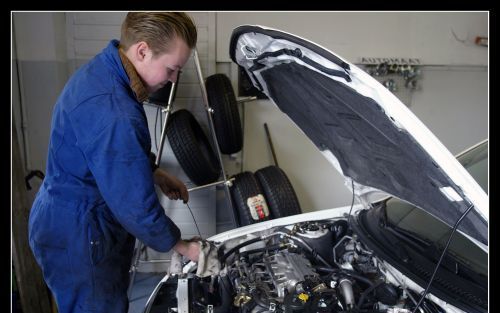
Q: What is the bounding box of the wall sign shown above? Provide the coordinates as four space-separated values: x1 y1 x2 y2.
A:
359 57 421 65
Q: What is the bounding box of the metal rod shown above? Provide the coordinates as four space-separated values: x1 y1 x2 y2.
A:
138 259 171 264
240 99 245 173
193 49 238 227
237 96 257 104
188 179 228 193
15 54 32 170
237 95 256 173
264 123 279 167
193 49 227 174
127 240 143 298
155 81 177 166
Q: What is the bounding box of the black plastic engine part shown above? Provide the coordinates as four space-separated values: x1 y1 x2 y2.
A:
330 220 349 241
294 223 335 265
375 282 400 305
149 277 179 313
307 290 342 313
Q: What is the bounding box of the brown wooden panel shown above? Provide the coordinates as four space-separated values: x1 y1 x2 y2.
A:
12 119 52 313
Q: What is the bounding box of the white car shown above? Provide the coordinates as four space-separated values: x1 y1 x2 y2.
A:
143 25 488 313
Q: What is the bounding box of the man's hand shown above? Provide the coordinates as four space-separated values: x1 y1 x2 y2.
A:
173 239 200 262
153 168 189 203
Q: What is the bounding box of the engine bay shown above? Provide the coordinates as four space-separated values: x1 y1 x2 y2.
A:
147 218 449 313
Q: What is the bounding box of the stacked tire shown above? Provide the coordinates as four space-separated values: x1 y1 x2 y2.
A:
229 165 302 226
254 165 302 219
166 74 243 186
229 171 271 226
166 109 221 186
206 73 243 154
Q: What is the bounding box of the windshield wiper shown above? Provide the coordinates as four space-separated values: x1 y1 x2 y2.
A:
385 225 432 250
378 200 432 250
387 219 481 281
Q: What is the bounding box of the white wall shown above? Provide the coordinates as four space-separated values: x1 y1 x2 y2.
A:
12 12 69 176
216 12 488 212
216 12 487 65
411 66 488 154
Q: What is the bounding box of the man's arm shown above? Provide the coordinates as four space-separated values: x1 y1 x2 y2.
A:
79 115 180 252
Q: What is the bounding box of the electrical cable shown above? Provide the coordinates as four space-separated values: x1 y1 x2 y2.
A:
186 202 202 238
411 203 475 313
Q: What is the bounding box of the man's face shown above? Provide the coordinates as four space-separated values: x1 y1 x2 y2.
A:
137 37 192 93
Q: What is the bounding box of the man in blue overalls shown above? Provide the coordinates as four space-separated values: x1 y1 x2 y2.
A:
28 12 201 313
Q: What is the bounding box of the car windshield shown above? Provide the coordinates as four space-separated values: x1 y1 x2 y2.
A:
384 140 488 276
456 140 488 194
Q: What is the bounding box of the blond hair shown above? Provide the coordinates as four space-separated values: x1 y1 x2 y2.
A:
120 12 197 56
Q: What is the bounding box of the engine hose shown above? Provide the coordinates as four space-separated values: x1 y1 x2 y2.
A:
356 280 384 309
213 276 233 313
240 243 285 257
221 237 263 264
314 267 374 288
339 270 374 288
220 231 297 264
221 231 334 268
273 231 334 268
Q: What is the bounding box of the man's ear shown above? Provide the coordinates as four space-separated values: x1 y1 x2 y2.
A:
135 41 150 61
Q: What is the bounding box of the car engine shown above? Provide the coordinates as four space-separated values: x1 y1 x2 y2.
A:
150 219 446 313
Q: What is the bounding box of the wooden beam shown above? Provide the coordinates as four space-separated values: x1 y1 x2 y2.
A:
12 119 52 313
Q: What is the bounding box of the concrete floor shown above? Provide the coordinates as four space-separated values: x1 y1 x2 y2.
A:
128 272 165 313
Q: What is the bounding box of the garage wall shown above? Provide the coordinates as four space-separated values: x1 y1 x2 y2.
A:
411 66 487 154
215 12 488 212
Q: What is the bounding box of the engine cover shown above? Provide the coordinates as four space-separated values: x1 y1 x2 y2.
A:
263 252 318 298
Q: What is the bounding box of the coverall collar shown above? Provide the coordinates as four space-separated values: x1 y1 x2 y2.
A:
104 39 149 103
118 47 149 103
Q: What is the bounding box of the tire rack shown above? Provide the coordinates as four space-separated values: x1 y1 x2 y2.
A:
127 49 254 298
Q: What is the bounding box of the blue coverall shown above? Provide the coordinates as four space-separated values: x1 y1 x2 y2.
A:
28 40 181 313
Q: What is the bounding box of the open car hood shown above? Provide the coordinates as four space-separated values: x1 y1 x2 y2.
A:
229 25 488 249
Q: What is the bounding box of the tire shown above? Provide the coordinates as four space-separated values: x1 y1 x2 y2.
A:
230 172 271 226
206 73 243 154
255 165 302 218
166 109 221 186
